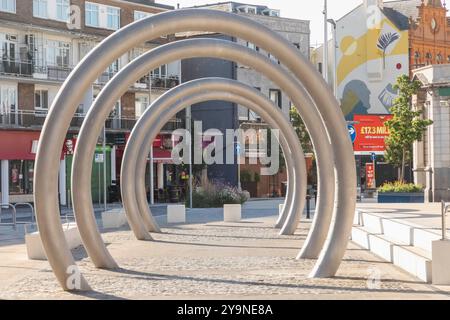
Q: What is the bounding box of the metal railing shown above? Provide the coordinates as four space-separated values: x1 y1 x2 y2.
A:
135 74 180 90
1 109 183 131
0 203 17 229
0 109 86 128
14 203 35 224
0 57 72 81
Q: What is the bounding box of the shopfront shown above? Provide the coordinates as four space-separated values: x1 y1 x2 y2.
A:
0 130 67 204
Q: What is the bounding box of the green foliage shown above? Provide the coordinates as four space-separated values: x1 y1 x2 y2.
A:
189 180 250 208
384 75 433 181
240 170 252 183
378 181 424 194
289 106 313 154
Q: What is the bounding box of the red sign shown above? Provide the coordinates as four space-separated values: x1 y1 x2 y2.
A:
63 138 77 155
366 163 376 189
353 115 392 153
153 134 163 148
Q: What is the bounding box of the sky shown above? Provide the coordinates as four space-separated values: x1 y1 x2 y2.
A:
161 0 363 46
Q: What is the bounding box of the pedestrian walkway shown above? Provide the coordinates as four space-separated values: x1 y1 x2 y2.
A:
0 200 449 299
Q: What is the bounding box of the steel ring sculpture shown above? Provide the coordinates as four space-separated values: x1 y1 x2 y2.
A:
122 78 307 250
34 10 356 291
72 37 333 276
72 39 333 276
130 83 302 241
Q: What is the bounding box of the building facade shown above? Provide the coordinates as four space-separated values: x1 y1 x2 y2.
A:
413 64 450 202
0 0 180 206
330 0 450 190
408 0 450 69
336 0 410 121
181 2 310 197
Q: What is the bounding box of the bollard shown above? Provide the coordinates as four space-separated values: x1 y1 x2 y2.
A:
306 195 311 220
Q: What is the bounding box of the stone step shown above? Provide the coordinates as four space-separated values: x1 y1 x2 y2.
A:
357 211 443 254
351 226 432 283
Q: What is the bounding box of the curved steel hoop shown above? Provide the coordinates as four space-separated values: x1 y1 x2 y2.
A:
35 9 355 291
122 79 306 253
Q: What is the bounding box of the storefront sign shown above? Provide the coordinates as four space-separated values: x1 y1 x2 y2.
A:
64 138 77 155
353 115 392 154
95 154 104 163
366 163 376 189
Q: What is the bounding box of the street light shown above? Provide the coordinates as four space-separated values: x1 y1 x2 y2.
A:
327 18 338 99
323 0 329 84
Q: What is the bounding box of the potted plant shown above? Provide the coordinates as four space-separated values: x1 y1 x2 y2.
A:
377 181 424 203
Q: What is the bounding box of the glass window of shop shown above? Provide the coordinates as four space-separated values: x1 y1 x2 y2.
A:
9 160 34 195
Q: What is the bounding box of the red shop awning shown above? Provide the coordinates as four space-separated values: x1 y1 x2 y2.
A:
0 131 64 160
0 131 41 160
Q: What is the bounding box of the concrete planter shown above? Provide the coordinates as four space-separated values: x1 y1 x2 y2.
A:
167 205 186 224
378 192 424 203
224 204 242 222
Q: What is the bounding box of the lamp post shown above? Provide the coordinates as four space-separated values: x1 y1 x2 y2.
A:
323 0 329 83
327 18 338 99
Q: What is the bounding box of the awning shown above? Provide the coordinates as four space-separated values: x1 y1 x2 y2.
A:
0 130 64 160
0 131 41 160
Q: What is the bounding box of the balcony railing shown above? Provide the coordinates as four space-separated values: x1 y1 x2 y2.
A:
135 75 180 90
0 57 72 81
0 109 85 128
0 109 184 132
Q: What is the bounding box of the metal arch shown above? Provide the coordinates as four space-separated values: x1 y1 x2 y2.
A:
124 79 305 246
35 9 354 290
71 38 332 281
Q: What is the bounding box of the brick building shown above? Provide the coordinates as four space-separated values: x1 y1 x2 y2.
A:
0 0 180 206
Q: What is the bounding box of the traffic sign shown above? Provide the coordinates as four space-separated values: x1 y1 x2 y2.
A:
371 152 377 162
348 125 357 144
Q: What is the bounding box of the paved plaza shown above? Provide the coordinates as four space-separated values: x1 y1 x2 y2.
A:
0 200 449 300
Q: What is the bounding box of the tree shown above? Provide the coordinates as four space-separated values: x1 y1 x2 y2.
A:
384 75 433 182
289 106 313 154
289 106 316 186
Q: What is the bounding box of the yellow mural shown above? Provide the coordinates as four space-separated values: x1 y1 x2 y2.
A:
337 19 408 85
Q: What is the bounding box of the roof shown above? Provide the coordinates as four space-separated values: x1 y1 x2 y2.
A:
382 0 422 30
122 0 174 10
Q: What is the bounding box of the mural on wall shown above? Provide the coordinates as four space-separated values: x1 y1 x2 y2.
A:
336 4 409 121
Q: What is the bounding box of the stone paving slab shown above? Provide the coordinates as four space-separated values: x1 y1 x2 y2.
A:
0 211 449 300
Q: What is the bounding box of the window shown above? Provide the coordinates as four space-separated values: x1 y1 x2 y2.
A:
85 2 99 27
246 42 259 52
0 86 17 115
46 40 70 67
269 89 282 109
107 60 119 75
56 0 70 21
151 64 167 78
0 0 15 13
35 90 49 110
107 7 120 30
237 5 256 14
318 62 323 74
135 95 149 117
33 0 47 18
268 53 280 64
9 160 34 195
134 10 152 21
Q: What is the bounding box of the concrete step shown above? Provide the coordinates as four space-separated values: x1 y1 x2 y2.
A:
357 211 443 255
351 226 432 283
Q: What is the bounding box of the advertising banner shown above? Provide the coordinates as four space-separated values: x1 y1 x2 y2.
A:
366 163 376 189
353 114 392 153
